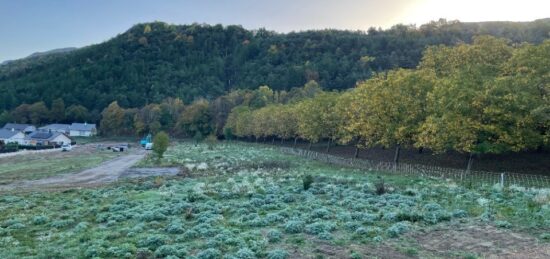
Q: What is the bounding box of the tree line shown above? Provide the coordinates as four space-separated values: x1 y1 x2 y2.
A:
1 19 549 114
0 99 92 125
97 82 323 139
224 36 550 165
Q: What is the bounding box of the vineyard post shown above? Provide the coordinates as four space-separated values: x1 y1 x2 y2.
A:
466 152 474 174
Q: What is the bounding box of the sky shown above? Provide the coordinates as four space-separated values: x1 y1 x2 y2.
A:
0 0 549 62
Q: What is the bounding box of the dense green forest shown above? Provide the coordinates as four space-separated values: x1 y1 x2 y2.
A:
1 35 548 163
1 18 549 115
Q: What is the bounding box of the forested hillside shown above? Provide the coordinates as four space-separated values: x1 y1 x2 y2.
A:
1 19 549 114
223 37 550 158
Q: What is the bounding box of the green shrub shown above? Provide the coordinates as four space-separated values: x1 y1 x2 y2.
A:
284 220 305 233
153 131 170 161
355 226 382 237
305 221 336 235
267 229 283 243
382 212 398 222
106 243 136 257
422 203 451 224
8 222 25 229
74 222 89 232
282 194 295 203
235 248 256 259
183 229 199 239
386 222 410 237
423 203 443 211
196 248 222 259
351 212 378 223
452 209 468 218
310 208 331 219
303 175 314 190
154 244 188 258
136 248 153 259
32 215 49 225
139 210 167 222
373 236 383 242
138 235 167 250
266 249 289 259
495 220 512 228
396 210 422 222
265 213 285 224
2 218 23 228
193 223 218 237
343 221 360 232
166 220 185 234
84 245 106 258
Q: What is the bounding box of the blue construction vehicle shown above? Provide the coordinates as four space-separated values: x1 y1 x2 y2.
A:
140 133 152 147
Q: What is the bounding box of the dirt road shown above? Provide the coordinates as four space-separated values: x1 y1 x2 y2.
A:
0 150 179 191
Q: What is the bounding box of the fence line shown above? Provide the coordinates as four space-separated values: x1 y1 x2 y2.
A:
279 147 550 188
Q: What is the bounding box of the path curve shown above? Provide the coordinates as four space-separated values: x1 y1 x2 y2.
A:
0 151 147 191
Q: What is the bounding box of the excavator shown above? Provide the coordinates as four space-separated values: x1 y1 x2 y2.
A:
140 133 152 149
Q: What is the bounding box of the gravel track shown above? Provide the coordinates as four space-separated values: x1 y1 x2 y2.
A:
0 150 178 192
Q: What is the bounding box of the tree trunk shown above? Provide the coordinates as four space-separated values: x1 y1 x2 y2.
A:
281 138 284 145
466 152 474 174
418 147 423 154
272 137 275 144
354 146 359 158
393 144 401 169
308 142 312 150
293 137 298 148
326 139 331 153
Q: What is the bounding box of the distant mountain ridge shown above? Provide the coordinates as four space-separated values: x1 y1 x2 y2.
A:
1 47 77 66
27 47 77 58
0 18 548 112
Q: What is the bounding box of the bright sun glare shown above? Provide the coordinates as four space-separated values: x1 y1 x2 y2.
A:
407 0 550 25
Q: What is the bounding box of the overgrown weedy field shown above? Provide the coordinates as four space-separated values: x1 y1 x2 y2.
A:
1 142 549 258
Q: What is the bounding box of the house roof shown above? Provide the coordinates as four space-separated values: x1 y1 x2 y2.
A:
2 123 34 131
26 131 69 141
71 123 96 131
39 124 71 131
0 129 22 139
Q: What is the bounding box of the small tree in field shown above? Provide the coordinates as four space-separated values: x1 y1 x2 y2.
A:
153 131 169 162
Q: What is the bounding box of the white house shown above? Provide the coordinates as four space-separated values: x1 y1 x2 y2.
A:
25 132 71 146
2 123 36 134
0 128 26 145
38 124 71 135
70 123 97 137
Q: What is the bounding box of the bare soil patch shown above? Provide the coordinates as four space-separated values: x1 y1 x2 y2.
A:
410 224 550 258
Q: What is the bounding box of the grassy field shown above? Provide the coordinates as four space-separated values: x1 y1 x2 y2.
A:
0 147 119 185
0 142 548 258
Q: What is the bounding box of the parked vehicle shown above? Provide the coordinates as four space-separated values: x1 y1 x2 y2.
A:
145 143 153 150
61 144 72 152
